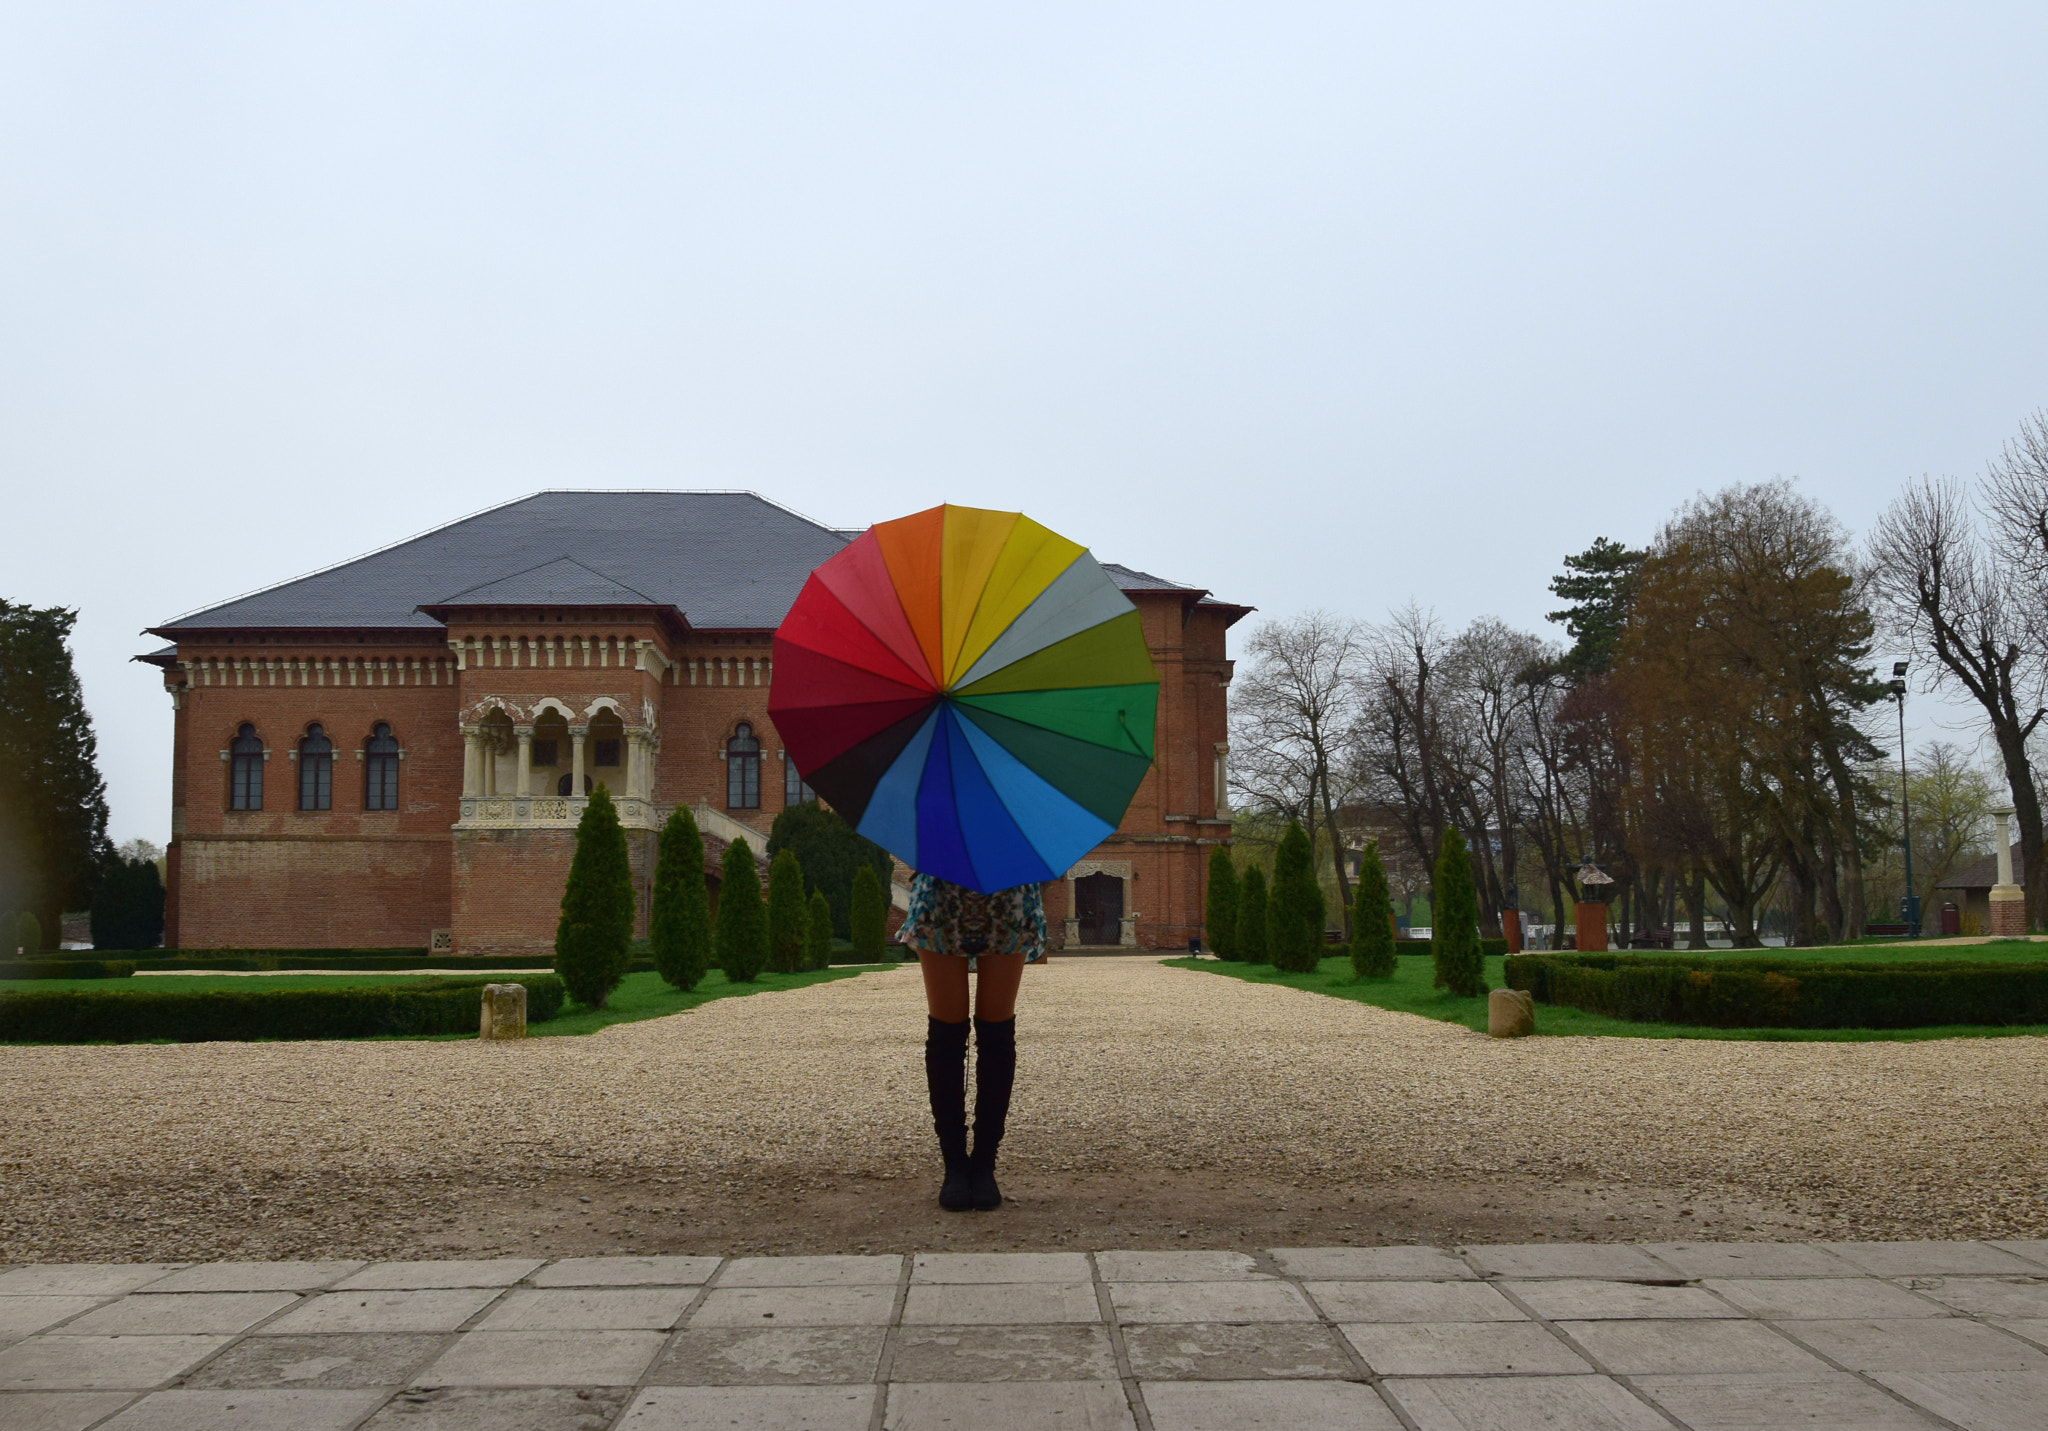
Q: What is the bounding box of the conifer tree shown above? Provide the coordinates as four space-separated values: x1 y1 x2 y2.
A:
1204 847 1239 959
555 786 635 1007
806 889 834 970
1235 865 1268 964
1350 840 1397 979
850 864 886 962
715 838 768 981
767 849 807 973
1432 827 1485 996
651 805 711 990
11 911 41 956
1267 821 1324 973
89 855 164 952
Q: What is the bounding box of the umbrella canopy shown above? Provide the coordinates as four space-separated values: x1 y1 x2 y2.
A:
769 504 1158 893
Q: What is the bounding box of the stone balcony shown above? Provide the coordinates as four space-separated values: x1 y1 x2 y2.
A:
454 793 661 832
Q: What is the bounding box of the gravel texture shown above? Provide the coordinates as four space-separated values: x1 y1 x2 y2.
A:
1 957 2043 1262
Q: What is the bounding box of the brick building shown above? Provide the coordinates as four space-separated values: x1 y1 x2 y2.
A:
140 493 1246 955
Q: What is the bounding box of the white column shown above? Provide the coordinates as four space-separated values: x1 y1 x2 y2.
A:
516 728 533 795
462 731 480 796
1994 805 2016 887
571 728 586 797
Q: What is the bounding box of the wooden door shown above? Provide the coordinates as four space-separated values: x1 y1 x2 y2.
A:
1076 872 1123 945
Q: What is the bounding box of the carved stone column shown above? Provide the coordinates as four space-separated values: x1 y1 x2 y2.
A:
1990 804 2026 936
570 726 587 798
461 728 481 797
515 727 533 796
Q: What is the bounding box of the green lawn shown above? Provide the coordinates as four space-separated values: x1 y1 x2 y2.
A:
0 965 901 1041
1165 950 2048 1042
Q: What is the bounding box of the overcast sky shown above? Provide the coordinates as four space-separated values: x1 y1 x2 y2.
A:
5 2 2045 847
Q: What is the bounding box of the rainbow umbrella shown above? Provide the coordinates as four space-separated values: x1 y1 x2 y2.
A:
769 504 1157 893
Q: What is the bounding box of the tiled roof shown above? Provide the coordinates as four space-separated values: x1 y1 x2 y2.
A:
151 492 1240 636
153 491 852 633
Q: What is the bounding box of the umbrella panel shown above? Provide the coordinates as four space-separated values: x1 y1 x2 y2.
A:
953 703 1151 827
953 682 1158 761
956 610 1156 696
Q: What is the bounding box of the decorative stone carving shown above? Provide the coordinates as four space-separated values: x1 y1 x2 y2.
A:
480 983 527 1040
429 928 454 953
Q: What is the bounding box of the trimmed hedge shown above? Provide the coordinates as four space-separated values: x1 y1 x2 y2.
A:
0 959 138 980
1505 953 2048 1029
0 975 564 1044
1394 938 1508 960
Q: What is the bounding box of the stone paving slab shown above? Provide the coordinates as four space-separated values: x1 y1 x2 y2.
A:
1385 1373 1672 1430
8 1243 2048 1428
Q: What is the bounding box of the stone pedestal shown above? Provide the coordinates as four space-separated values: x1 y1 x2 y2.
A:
1502 909 1523 954
1488 988 1535 1038
480 983 527 1039
1574 902 1608 953
1990 887 2027 936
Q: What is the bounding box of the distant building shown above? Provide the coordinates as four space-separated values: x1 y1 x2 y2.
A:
139 493 1247 955
1933 853 2026 936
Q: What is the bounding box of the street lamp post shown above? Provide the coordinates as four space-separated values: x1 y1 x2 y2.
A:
1891 661 1919 938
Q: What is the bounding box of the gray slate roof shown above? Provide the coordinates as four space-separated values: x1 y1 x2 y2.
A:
152 491 1239 637
154 491 853 633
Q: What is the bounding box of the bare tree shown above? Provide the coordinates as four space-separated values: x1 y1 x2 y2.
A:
1868 471 2048 926
1228 611 1364 927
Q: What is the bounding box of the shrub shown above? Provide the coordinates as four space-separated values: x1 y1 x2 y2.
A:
0 975 564 1043
1350 841 1397 979
555 787 636 1008
11 911 43 956
89 856 164 952
1235 866 1268 964
1204 848 1239 959
766 801 893 939
1505 952 2048 1028
1432 828 1485 996
0 959 137 980
766 850 808 973
806 890 834 970
716 838 768 981
1267 823 1325 973
849 865 886 963
652 806 712 990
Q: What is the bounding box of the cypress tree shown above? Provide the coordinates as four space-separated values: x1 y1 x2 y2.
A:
1204 847 1239 959
806 889 834 970
716 838 768 981
1267 821 1324 973
767 849 807 973
1235 866 1268 964
850 864 886 962
89 855 164 952
555 786 635 1008
1350 840 1397 979
1432 827 1485 996
11 910 42 956
651 805 711 990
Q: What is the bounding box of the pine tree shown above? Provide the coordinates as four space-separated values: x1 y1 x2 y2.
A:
850 864 886 962
1235 866 1268 964
806 889 834 970
1432 827 1485 996
767 849 807 973
555 786 635 1008
651 805 711 990
716 838 768 981
1267 821 1324 973
1204 847 1239 959
0 602 112 942
1349 840 1397 979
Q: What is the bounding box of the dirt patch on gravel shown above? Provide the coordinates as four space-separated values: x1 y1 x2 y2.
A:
1 957 2042 1262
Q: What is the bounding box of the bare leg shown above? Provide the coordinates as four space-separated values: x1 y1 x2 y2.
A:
968 951 1026 1021
918 950 970 1023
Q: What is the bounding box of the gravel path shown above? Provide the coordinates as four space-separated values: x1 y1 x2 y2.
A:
2 957 2044 1260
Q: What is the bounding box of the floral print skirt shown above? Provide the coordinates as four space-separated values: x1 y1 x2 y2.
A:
901 874 1048 965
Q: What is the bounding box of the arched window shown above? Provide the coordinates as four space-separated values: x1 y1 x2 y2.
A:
783 750 815 807
298 724 333 811
230 724 264 810
726 722 761 809
365 722 399 811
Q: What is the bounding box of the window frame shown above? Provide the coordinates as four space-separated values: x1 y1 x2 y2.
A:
726 722 761 810
298 724 334 812
229 724 264 811
783 750 814 807
364 722 400 812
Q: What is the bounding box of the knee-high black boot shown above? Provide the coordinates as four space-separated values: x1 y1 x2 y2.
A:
969 1016 1016 1211
925 1016 973 1212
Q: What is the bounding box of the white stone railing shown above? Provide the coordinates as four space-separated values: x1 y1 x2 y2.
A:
456 794 660 831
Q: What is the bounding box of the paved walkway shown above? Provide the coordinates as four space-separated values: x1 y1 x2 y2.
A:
2 1242 2046 1428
